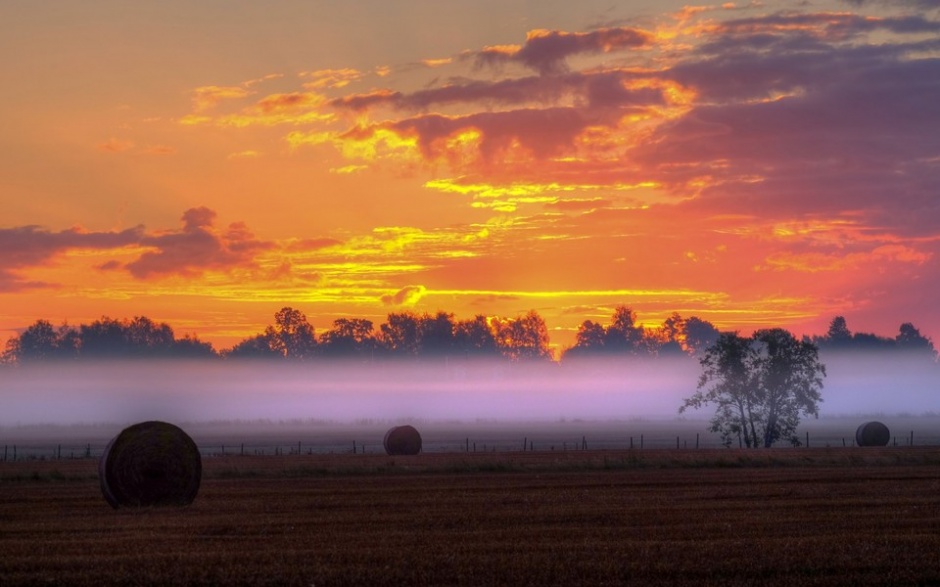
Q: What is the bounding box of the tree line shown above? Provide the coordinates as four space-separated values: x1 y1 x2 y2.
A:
1 306 936 365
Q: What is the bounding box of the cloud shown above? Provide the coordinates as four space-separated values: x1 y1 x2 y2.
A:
125 207 274 278
342 107 594 167
0 225 144 291
331 70 675 115
98 138 134 153
191 85 252 113
473 27 655 74
143 145 176 155
217 92 333 127
227 150 262 159
381 285 427 306
284 237 343 252
300 68 364 89
151 4 940 340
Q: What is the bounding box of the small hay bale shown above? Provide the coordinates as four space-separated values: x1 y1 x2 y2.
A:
856 421 890 447
99 421 202 508
383 425 422 455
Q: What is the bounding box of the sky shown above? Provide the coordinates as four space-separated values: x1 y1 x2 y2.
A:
2 0 939 353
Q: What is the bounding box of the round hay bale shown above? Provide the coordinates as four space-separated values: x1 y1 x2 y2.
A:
383 425 422 455
99 421 201 508
856 421 890 447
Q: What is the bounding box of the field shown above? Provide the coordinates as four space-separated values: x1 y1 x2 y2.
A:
3 447 940 585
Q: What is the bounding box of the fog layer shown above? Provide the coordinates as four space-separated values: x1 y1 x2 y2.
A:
0 354 936 426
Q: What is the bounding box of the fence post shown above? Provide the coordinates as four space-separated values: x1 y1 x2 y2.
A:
241 443 245 456
523 437 527 452
806 431 809 448
353 440 356 454
696 433 699 449
910 431 914 446
582 436 587 450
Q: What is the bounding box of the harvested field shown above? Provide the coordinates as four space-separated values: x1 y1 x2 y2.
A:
2 448 940 585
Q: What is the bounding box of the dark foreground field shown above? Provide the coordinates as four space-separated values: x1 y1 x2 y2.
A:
3 449 940 586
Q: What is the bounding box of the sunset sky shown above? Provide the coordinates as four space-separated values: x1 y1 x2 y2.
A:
2 0 939 353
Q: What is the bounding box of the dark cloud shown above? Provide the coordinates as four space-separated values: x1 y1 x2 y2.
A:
633 15 940 237
0 208 278 290
474 27 654 75
125 207 273 278
841 0 940 10
715 12 940 39
0 225 144 291
331 70 666 114
392 107 593 161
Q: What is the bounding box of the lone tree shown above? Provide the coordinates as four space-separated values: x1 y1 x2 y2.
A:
680 329 826 448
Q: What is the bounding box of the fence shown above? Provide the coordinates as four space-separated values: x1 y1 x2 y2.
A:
2 427 937 462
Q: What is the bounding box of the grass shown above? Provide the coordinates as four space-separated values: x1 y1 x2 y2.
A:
2 448 940 585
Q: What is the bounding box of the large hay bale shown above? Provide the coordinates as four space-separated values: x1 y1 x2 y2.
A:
856 421 890 447
383 425 422 455
99 421 202 508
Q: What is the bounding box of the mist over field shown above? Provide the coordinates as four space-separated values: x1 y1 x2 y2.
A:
0 354 937 427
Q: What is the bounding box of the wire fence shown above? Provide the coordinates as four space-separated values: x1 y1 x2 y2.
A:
2 427 936 462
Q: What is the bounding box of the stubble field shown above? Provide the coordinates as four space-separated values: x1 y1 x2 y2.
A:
3 448 940 586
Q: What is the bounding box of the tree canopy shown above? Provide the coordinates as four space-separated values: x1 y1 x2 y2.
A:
680 329 826 448
1 308 935 367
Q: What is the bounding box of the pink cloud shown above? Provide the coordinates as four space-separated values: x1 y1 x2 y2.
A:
0 225 144 291
125 207 273 278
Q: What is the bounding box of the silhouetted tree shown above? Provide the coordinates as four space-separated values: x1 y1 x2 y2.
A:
4 315 215 361
380 312 421 358
224 332 282 359
493 310 552 361
6 319 66 362
79 316 129 358
318 318 376 359
647 312 687 357
896 322 937 358
419 312 456 357
171 334 217 358
453 315 499 358
849 331 895 351
604 306 646 354
680 329 826 448
682 316 720 356
574 320 607 350
124 316 176 356
564 308 707 360
826 316 852 346
270 307 317 359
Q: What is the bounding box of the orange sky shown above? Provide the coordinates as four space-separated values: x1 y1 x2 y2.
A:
2 1 939 353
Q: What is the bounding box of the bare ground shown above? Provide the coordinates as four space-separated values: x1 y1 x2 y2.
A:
2 448 940 586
